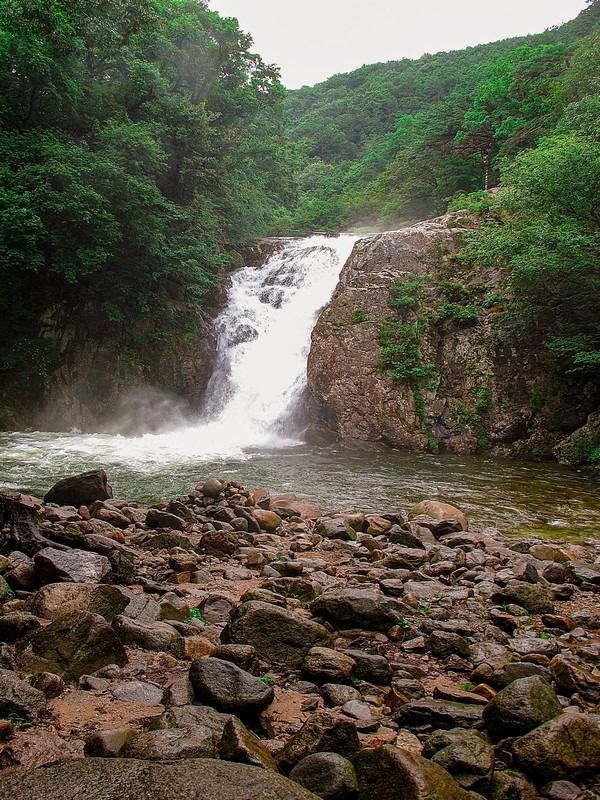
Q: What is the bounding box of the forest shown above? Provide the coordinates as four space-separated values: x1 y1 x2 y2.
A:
0 0 599 447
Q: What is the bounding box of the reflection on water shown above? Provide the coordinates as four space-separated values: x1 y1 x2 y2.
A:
0 430 599 540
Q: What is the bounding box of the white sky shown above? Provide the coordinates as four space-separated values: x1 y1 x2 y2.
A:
209 0 588 89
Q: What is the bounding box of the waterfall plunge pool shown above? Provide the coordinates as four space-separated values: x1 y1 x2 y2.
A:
1 431 599 541
1 234 599 540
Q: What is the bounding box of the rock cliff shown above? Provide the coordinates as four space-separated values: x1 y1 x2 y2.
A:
307 212 598 459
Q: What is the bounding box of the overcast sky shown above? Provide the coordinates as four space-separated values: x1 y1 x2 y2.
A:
209 0 588 89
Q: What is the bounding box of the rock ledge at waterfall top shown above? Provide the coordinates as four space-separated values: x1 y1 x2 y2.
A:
1 473 600 799
307 211 599 462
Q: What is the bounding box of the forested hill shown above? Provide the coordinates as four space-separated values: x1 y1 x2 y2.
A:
278 0 600 232
0 0 295 395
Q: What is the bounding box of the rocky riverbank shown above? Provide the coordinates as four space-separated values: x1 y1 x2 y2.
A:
0 470 599 800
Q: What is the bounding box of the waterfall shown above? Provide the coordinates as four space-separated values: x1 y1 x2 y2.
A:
198 234 357 451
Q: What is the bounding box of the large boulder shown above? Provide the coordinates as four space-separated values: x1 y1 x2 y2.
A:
394 699 484 731
276 711 361 775
33 548 111 584
222 601 332 667
0 668 46 721
512 712 600 781
44 470 112 507
0 758 321 800
289 753 359 800
482 676 562 739
354 744 474 800
19 610 128 681
188 657 274 717
408 501 468 531
310 588 403 631
25 583 130 621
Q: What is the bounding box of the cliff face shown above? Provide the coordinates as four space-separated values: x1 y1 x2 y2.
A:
307 212 597 458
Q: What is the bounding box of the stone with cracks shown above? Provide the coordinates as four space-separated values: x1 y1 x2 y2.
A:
276 710 361 774
34 547 111 584
44 470 112 507
222 601 332 667
19 610 128 681
482 676 563 739
0 758 321 800
188 657 275 716
310 588 403 631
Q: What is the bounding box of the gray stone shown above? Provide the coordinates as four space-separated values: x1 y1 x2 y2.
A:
0 668 46 720
19 611 128 681
394 699 484 731
276 711 361 774
112 615 182 651
199 477 224 498
426 631 471 659
549 654 600 703
354 744 473 800
109 680 164 704
302 647 356 684
289 752 359 800
310 588 402 631
189 657 274 716
491 581 555 614
0 758 322 800
85 727 138 757
314 518 357 541
44 469 112 507
145 508 186 531
222 601 332 667
122 727 217 759
482 676 563 739
423 728 494 789
34 547 111 584
489 769 538 800
0 611 41 642
218 716 277 770
320 683 362 707
512 712 600 781
26 582 130 621
342 649 392 684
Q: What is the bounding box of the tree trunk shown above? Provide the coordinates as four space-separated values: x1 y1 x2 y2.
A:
0 492 69 556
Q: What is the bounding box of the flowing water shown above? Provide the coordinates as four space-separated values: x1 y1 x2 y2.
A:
1 236 599 540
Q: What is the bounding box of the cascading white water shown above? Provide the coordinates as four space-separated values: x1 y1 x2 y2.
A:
0 235 356 470
200 234 357 448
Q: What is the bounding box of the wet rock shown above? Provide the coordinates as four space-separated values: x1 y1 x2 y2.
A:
409 500 468 531
34 547 111 584
109 680 164 704
354 744 473 800
252 509 282 533
426 631 471 659
423 728 494 789
482 676 563 739
289 752 359 800
85 727 138 757
310 588 402 631
189 657 274 716
342 649 392 684
19 610 128 681
145 508 186 531
199 477 224 498
30 671 65 698
25 582 129 621
320 683 362 707
302 647 356 684
314 518 357 541
393 699 484 731
218 716 277 770
222 600 332 667
0 758 321 800
199 529 240 557
549 654 600 703
121 727 218 760
0 668 46 720
491 581 555 615
276 711 361 774
489 769 538 800
0 611 41 642
44 469 112 507
512 712 600 781
112 615 182 652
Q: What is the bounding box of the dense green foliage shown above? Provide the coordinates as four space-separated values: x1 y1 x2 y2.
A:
467 30 600 377
280 2 600 232
0 0 293 374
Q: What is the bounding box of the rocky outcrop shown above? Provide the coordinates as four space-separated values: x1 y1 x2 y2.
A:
307 212 598 457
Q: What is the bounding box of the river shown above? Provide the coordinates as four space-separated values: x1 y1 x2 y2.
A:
1 236 599 540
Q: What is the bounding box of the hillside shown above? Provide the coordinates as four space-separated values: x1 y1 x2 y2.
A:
278 1 600 232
